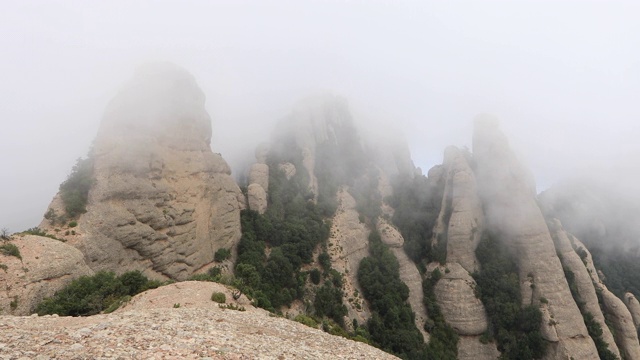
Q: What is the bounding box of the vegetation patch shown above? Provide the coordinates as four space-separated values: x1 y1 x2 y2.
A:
358 229 434 359
0 243 21 260
388 172 444 267
211 291 226 303
59 157 94 218
36 271 162 316
20 227 63 241
421 268 459 360
473 231 546 359
214 248 231 262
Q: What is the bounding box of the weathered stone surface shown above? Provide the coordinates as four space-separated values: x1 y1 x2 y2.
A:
248 163 269 191
550 220 620 357
473 116 599 359
247 183 267 214
40 63 242 281
625 292 640 329
457 336 500 360
0 235 93 315
443 146 483 273
327 188 371 325
434 263 488 336
600 287 640 360
390 247 430 342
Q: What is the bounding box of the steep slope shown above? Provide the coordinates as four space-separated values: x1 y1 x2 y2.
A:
40 63 243 280
473 116 599 359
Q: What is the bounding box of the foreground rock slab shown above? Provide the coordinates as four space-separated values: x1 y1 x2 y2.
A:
0 282 398 360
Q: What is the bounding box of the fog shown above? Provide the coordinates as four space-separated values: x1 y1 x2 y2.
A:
1 1 639 232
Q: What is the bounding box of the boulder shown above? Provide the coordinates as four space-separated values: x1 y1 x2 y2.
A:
0 235 93 315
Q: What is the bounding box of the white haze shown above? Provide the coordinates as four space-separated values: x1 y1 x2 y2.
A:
1 1 639 232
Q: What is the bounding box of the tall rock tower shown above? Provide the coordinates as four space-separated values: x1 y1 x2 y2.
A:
41 63 243 280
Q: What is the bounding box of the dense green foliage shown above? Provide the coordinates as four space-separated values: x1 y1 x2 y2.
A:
388 173 444 266
60 157 93 218
473 232 546 359
358 230 430 359
214 248 231 262
36 271 161 316
0 242 21 260
234 148 331 311
563 268 618 360
314 280 348 326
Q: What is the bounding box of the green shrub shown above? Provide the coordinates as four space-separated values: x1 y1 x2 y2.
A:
211 292 226 303
60 157 93 218
68 221 78 228
214 248 231 262
309 268 321 285
173 303 180 308
0 243 21 260
36 270 161 316
294 314 319 328
0 263 7 272
20 227 62 241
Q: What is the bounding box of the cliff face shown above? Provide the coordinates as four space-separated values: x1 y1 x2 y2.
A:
40 63 243 280
472 116 600 359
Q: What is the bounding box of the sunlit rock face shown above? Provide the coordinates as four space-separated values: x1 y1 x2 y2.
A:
41 63 243 280
472 115 600 359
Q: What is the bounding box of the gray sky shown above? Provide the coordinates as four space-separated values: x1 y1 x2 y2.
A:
1 0 639 232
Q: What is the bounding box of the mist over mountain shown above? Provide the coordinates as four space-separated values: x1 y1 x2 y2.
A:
2 2 640 360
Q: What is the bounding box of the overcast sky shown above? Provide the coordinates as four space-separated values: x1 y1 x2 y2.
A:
1 0 639 232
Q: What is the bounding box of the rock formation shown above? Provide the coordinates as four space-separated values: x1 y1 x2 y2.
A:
473 115 600 359
327 188 371 325
625 292 640 329
0 235 93 315
549 219 621 357
442 146 483 274
40 63 243 280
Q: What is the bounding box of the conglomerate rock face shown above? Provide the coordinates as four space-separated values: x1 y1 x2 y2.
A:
550 220 621 357
41 63 243 280
472 115 599 359
0 235 93 315
442 146 483 274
